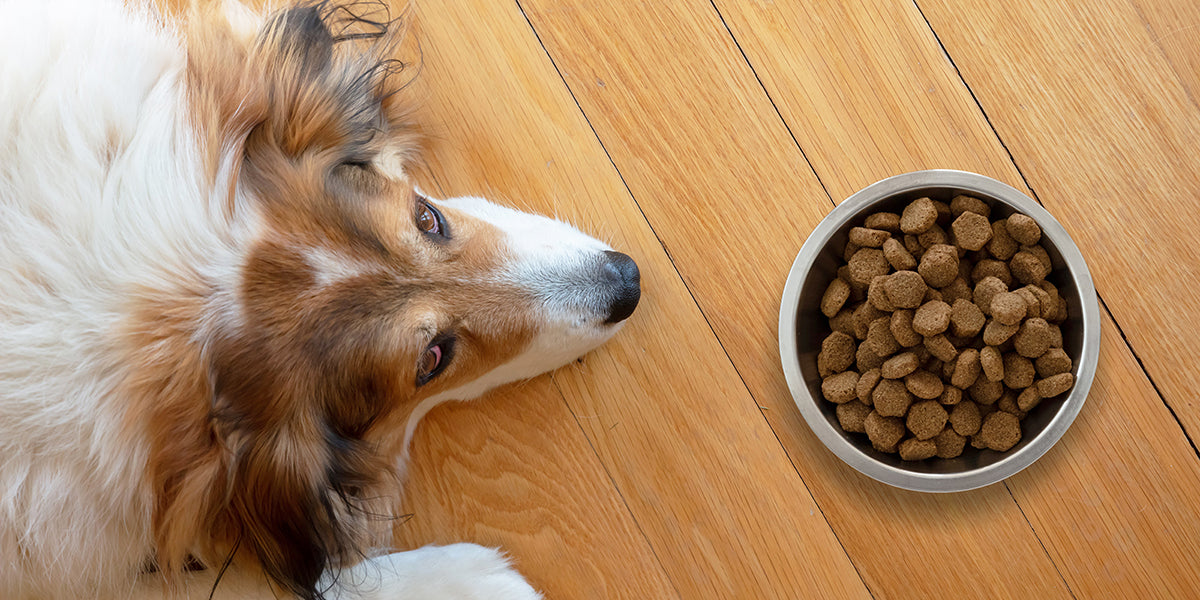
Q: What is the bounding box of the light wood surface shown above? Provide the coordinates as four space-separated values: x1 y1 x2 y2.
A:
154 0 1200 597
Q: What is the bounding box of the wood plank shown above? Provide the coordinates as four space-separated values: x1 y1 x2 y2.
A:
520 0 1072 598
918 0 1200 440
1129 0 1200 109
401 1 872 597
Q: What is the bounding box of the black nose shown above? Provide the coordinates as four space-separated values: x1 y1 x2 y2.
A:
602 250 641 324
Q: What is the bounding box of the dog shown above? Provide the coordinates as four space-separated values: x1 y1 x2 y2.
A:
0 0 640 598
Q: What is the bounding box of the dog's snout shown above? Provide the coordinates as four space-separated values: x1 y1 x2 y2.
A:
601 250 641 324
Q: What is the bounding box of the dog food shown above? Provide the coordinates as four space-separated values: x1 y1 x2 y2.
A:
816 195 1076 460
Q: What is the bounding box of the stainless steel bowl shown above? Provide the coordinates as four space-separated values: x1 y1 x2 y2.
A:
779 170 1100 492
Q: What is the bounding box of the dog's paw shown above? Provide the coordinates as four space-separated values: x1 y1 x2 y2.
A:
336 543 542 600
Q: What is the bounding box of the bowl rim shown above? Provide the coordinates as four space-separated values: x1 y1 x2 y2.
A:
778 169 1101 493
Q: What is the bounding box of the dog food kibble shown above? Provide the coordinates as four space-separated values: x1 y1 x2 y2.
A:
1006 213 1042 245
979 411 1022 451
864 411 906 452
816 197 1075 460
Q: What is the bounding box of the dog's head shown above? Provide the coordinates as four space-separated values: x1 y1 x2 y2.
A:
147 3 638 597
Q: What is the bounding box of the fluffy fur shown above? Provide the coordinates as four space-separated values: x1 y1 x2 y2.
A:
0 1 639 598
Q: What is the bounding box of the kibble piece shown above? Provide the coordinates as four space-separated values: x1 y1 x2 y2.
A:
851 302 883 339
997 391 1025 418
856 368 882 404
905 370 944 400
924 334 959 363
857 344 886 371
849 227 891 248
1023 244 1052 272
971 259 1014 288
934 427 967 458
918 225 948 249
873 379 914 417
940 277 973 305
885 270 928 309
1003 353 1036 390
864 411 906 453
1006 213 1042 245
1014 286 1042 319
911 300 952 337
970 377 1004 405
868 275 897 312
950 298 986 337
951 194 991 218
1014 318 1053 358
882 237 917 271
939 385 963 406
982 319 1020 346
843 241 862 264
830 308 855 336
980 346 1004 382
950 401 982 436
822 371 860 404
881 351 920 379
889 309 924 347
951 349 982 390
903 234 924 258
821 278 851 318
1010 250 1050 285
951 211 993 251
1038 372 1076 398
979 411 1022 451
818 331 856 375
865 211 902 233
924 288 944 304
837 401 872 433
899 438 938 461
900 197 939 234
1035 348 1073 378
907 400 949 440
848 247 890 287
918 244 960 288
1017 387 1042 412
865 318 901 357
987 219 1020 260
974 276 1008 315
990 292 1027 325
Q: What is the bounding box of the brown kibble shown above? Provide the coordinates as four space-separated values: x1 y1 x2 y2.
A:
924 334 959 363
1003 353 1036 389
881 351 920 379
940 277 973 305
950 194 991 218
987 219 1019 260
980 346 1004 382
990 292 1027 326
934 427 967 458
822 371 860 404
830 308 855 336
950 401 982 436
918 224 948 248
849 227 891 248
843 242 862 264
1017 387 1042 412
1006 213 1042 245
939 385 963 406
856 369 882 404
898 438 938 461
852 302 884 339
951 211 993 251
970 377 1004 405
970 435 988 449
997 391 1025 418
1014 318 1053 358
973 276 1008 314
907 400 949 440
982 319 1020 346
1038 373 1075 398
873 379 913 417
901 197 939 234
848 247 890 287
821 278 851 318
868 276 897 312
865 317 901 357
882 237 917 271
889 309 923 347
971 259 1014 288
979 411 1022 451
837 401 872 433
912 300 952 337
818 331 856 376
932 200 953 224
950 349 982 390
864 411 907 452
903 234 924 258
885 270 928 309
947 299 984 339
1023 244 1052 272
1014 287 1042 319
905 370 944 400
1010 250 1050 285
918 244 959 288
924 288 943 303
865 212 902 233
1036 348 1073 378
857 344 886 371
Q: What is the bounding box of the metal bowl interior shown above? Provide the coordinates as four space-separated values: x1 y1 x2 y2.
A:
779 170 1100 492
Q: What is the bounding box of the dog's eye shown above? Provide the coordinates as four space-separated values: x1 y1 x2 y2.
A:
415 199 447 237
416 337 455 385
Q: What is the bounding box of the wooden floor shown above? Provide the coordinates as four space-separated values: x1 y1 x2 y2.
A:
259 0 1200 597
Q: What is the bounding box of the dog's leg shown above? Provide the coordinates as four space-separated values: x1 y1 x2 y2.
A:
127 544 541 600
